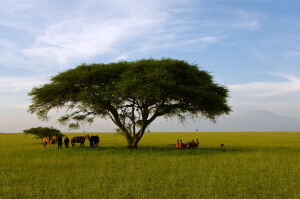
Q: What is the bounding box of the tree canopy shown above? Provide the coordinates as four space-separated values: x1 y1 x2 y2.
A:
28 58 231 148
23 127 64 140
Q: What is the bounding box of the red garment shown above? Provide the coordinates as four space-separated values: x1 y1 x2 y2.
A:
179 142 182 148
176 142 179 148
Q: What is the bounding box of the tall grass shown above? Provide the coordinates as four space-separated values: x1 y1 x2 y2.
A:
0 132 299 198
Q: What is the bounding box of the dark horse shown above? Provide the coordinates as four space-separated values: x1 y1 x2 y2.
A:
71 135 89 147
89 135 100 147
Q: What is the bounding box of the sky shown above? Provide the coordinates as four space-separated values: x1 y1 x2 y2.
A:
1 0 300 132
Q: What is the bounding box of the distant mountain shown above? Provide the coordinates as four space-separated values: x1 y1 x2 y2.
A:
237 110 296 120
216 110 300 131
150 110 300 132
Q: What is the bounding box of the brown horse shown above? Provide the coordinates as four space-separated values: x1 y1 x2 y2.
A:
71 135 89 147
42 137 48 148
50 135 57 148
42 135 57 148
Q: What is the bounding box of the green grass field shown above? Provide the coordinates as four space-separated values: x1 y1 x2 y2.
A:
0 132 299 199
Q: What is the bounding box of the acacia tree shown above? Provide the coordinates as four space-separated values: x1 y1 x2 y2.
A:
28 58 231 148
23 127 63 140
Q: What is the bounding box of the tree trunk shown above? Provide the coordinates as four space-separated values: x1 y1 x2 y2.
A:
124 133 141 149
126 137 139 149
121 122 147 149
127 141 138 149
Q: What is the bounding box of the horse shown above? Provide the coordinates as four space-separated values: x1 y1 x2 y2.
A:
49 135 57 148
71 135 89 147
93 135 100 147
42 135 57 148
42 137 49 148
89 135 100 147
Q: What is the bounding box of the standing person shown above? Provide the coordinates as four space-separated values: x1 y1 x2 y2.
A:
176 139 179 148
89 136 94 147
64 137 69 148
57 136 63 148
194 139 199 148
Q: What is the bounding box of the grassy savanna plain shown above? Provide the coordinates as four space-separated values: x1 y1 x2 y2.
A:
0 132 299 199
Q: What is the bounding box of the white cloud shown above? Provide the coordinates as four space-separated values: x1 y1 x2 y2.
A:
0 38 16 49
0 77 41 116
0 0 267 72
228 74 300 119
229 74 300 97
22 16 161 64
19 1 169 65
0 0 33 14
232 10 263 30
232 21 260 31
0 77 43 93
19 0 231 66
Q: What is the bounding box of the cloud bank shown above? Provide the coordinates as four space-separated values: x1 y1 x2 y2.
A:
230 74 300 97
0 0 265 72
229 74 300 119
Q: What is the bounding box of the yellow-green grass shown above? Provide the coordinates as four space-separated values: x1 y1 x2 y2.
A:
0 132 299 199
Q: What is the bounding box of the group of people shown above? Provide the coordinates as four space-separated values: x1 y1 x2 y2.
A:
56 136 70 148
176 139 199 149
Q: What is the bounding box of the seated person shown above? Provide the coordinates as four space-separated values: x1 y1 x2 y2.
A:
179 139 183 148
176 139 179 148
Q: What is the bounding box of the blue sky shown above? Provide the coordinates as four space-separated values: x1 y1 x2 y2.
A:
1 0 300 132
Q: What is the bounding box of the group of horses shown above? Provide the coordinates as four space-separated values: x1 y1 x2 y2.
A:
71 135 99 147
42 135 57 148
42 135 99 148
